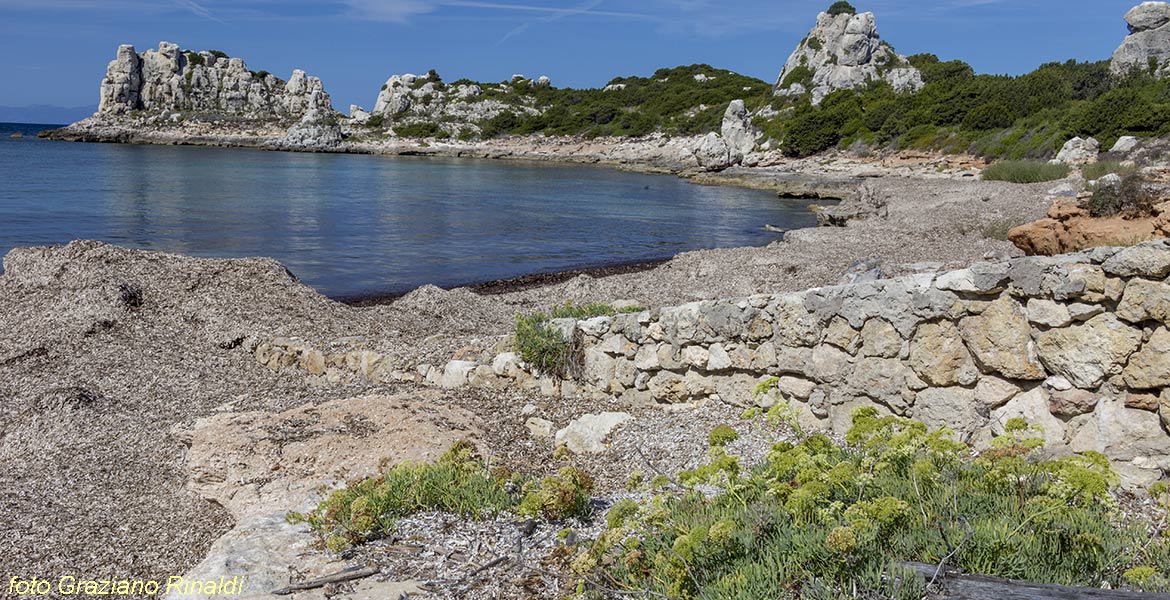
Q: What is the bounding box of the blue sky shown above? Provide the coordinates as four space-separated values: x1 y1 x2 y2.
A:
0 1 1144 111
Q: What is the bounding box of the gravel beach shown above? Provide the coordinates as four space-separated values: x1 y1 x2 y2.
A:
0 172 1051 594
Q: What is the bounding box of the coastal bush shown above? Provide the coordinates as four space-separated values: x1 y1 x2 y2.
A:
365 114 385 128
981 160 1070 183
827 1 857 16
576 409 1170 598
465 64 769 139
185 52 204 67
1088 173 1154 217
517 467 594 521
514 303 640 376
394 121 446 139
289 440 594 551
209 49 228 59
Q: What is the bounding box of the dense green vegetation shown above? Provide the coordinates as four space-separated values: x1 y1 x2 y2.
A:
381 43 1170 161
497 64 772 138
574 398 1170 598
288 441 594 551
765 56 1168 159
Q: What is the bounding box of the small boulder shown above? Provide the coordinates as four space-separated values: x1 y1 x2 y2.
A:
1053 136 1100 166
554 412 633 454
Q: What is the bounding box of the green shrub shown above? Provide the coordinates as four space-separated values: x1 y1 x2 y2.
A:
394 121 446 138
1088 172 1155 217
365 114 385 128
514 303 630 376
780 65 814 90
518 466 594 521
185 52 205 66
827 1 857 16
209 49 228 59
580 408 1167 598
806 37 823 51
708 425 739 447
981 160 1070 183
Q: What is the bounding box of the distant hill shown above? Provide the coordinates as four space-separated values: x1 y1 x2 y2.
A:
0 104 96 125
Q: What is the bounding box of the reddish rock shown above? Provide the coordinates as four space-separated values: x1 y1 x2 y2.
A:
1049 388 1100 417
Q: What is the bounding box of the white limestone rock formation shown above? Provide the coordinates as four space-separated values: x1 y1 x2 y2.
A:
774 9 924 105
721 99 759 159
693 99 761 171
277 98 343 149
1052 137 1101 166
371 71 539 136
1112 2 1170 77
96 42 333 120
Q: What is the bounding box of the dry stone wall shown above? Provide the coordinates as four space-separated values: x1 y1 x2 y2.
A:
252 241 1170 485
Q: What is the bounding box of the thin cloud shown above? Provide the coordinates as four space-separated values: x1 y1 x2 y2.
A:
175 0 226 23
498 0 647 43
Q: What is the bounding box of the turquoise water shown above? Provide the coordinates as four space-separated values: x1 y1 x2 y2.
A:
0 122 818 298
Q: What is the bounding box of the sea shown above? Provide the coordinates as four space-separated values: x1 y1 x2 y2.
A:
0 122 821 299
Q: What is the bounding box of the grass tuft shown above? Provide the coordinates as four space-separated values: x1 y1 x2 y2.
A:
288 440 594 551
981 160 1070 183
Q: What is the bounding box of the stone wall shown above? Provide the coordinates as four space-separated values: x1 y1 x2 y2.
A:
252 241 1170 484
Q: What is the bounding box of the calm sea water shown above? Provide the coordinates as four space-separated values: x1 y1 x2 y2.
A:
0 122 819 299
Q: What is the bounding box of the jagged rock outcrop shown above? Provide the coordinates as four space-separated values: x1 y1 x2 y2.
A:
277 104 343 149
368 71 540 136
774 9 923 105
96 42 332 120
1112 2 1170 77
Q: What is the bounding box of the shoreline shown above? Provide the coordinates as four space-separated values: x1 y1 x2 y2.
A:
38 121 981 197
339 257 671 306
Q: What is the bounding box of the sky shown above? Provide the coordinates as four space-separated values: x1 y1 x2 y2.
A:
0 0 1146 111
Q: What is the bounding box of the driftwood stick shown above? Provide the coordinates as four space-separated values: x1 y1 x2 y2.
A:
272 566 380 595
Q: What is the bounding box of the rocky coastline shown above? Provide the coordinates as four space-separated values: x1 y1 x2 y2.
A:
14 2 1170 598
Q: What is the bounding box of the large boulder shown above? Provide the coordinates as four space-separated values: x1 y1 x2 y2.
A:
1112 2 1170 77
555 412 633 454
773 10 924 104
693 132 735 172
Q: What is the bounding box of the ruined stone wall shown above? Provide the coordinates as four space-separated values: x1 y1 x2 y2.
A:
252 241 1170 484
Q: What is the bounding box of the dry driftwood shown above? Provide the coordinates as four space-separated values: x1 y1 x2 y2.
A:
902 562 1170 600
272 566 380 595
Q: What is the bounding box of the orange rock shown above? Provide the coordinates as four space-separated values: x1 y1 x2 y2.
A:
1010 213 1165 256
1047 199 1088 220
1009 219 1065 255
